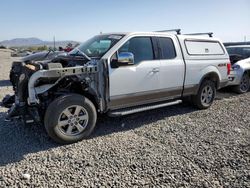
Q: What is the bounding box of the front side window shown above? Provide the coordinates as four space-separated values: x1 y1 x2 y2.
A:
118 37 154 64
158 37 176 59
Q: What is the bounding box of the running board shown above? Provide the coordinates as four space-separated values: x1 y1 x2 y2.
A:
108 100 182 117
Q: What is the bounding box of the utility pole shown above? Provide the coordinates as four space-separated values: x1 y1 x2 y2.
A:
53 36 56 51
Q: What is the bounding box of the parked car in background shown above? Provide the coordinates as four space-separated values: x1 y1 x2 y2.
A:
2 30 230 144
11 50 32 57
226 45 250 93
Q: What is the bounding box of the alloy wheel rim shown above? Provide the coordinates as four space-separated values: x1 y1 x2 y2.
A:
201 85 213 105
240 75 249 92
57 105 89 136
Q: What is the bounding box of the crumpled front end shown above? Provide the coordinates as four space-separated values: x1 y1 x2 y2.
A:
1 60 44 122
1 57 100 124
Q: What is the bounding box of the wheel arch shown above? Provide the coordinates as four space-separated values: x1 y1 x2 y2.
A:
199 71 220 90
68 82 99 111
40 78 100 113
245 69 250 77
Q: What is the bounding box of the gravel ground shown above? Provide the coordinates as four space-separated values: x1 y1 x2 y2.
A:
0 51 249 187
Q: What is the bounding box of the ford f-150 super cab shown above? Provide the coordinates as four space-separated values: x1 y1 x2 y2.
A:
1 30 230 143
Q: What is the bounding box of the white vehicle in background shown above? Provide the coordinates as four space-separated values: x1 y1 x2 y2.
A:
226 45 250 93
2 29 230 144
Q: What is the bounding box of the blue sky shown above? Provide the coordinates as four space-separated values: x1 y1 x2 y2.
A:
0 0 249 42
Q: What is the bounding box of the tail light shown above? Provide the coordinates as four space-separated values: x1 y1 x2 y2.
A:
227 63 231 75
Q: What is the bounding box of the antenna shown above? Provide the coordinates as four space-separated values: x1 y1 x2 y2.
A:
185 32 213 37
155 29 181 35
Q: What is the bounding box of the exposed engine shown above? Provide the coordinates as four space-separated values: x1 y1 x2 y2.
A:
1 55 100 124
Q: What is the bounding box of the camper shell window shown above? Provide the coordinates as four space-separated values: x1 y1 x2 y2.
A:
185 40 225 56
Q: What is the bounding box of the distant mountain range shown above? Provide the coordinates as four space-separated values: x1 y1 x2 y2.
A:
0 37 79 47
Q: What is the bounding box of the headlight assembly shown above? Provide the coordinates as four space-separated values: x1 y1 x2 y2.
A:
232 65 240 70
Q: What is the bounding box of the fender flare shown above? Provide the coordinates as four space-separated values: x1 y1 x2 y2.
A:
196 66 222 93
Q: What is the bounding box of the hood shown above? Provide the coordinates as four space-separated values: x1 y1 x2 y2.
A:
235 57 250 69
21 51 67 62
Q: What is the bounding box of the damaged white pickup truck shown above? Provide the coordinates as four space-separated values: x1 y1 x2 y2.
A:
1 30 230 143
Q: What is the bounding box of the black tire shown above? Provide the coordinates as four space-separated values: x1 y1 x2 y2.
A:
233 73 250 94
192 80 216 109
44 94 97 144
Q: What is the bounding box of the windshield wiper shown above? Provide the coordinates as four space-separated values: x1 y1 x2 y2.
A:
72 48 91 61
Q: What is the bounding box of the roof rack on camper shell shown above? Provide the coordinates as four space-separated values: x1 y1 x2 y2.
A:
154 30 213 37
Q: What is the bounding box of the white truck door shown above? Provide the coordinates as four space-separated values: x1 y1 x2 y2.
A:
108 37 161 108
157 37 185 97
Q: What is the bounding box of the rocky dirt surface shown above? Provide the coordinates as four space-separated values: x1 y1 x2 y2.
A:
0 51 249 187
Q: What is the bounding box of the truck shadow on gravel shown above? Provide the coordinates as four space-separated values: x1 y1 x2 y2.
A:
216 88 239 100
0 104 197 166
92 103 198 139
93 89 241 138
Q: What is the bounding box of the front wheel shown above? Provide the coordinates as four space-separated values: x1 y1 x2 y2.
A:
233 73 250 94
192 80 216 109
44 94 97 144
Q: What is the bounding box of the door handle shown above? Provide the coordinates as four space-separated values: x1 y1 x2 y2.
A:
151 68 160 73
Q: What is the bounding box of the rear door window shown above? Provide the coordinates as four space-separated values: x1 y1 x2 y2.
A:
158 37 176 59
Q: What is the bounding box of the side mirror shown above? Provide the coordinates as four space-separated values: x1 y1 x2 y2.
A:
111 52 134 68
117 52 134 65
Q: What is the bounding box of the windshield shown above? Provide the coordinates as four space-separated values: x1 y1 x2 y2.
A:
69 34 124 58
226 47 250 58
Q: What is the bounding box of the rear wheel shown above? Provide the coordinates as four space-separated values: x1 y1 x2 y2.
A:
192 80 216 109
233 73 250 94
44 94 97 144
